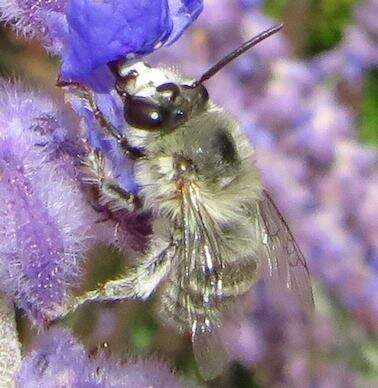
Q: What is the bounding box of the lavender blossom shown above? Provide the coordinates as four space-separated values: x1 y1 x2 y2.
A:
0 80 96 324
0 0 66 43
302 209 378 330
0 0 203 82
226 286 373 385
313 0 378 85
224 285 358 387
290 87 355 167
18 327 187 387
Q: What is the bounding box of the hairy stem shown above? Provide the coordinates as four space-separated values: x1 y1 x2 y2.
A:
0 296 21 387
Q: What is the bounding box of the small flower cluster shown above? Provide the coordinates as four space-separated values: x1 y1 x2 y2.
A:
0 80 97 324
314 0 378 84
226 284 364 386
18 327 186 387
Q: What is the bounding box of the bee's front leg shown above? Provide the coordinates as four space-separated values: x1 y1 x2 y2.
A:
57 78 122 141
57 78 145 160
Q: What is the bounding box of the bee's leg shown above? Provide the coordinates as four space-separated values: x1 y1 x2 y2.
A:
66 238 177 314
83 94 146 160
119 138 146 160
57 79 145 160
57 79 123 141
83 148 141 212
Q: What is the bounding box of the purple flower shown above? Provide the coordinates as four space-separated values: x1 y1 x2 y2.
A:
0 0 67 42
223 285 358 387
0 81 96 324
62 0 202 81
18 327 187 387
302 209 378 330
354 0 378 36
341 26 378 81
359 178 378 257
62 0 168 79
1 1 203 82
292 87 354 167
166 0 204 45
312 0 378 84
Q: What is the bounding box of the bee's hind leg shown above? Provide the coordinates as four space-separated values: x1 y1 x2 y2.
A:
64 235 177 314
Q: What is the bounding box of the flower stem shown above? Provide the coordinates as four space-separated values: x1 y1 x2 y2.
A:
0 296 21 388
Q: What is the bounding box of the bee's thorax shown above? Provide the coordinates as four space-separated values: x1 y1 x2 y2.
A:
133 107 262 226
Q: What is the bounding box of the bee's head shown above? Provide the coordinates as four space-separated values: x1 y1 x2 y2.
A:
110 25 283 134
114 61 209 133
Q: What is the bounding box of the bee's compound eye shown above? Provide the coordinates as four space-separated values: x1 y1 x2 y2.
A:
147 110 164 127
124 96 165 131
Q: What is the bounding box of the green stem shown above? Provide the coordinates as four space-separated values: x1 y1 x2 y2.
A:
0 296 21 388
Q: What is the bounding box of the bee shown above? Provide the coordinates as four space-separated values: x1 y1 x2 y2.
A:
61 25 313 380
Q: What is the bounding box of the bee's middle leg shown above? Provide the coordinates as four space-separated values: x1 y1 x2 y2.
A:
83 148 141 212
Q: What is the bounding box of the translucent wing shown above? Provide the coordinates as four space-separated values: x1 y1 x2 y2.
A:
256 190 314 310
176 182 231 380
160 181 262 380
192 319 230 381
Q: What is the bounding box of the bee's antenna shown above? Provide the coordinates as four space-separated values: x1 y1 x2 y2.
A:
194 24 283 86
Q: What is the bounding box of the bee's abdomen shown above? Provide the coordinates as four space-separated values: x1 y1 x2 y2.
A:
158 258 259 332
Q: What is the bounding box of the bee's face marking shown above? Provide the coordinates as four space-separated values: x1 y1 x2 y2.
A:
114 61 209 133
124 69 139 83
115 69 139 94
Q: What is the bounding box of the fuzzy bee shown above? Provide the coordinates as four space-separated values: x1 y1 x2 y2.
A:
61 25 313 380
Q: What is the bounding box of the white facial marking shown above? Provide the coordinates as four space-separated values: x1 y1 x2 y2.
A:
119 61 172 97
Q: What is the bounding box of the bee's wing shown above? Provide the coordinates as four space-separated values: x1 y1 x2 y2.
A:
178 183 231 380
256 190 314 310
192 321 230 381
